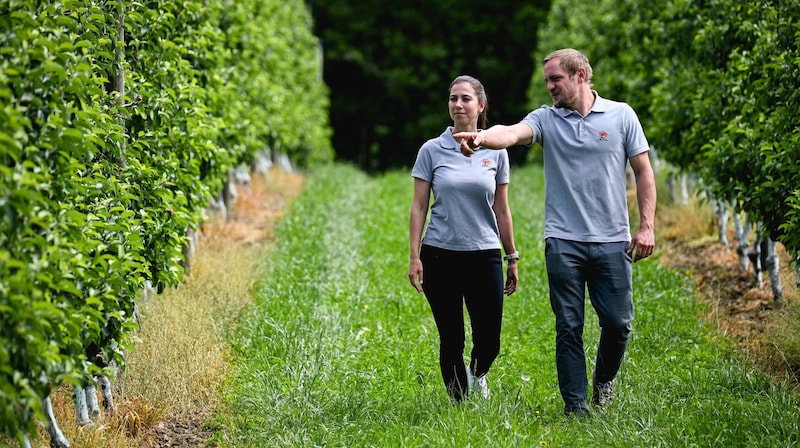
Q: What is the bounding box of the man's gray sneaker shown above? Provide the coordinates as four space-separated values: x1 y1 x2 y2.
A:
591 370 614 407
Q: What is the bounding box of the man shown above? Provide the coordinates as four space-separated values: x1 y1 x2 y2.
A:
454 48 656 416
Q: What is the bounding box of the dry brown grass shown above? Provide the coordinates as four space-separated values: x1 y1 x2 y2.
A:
29 168 304 448
655 198 800 391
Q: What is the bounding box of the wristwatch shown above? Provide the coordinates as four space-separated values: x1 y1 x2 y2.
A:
503 252 519 261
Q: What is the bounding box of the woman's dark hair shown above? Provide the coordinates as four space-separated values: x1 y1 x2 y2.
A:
449 75 488 129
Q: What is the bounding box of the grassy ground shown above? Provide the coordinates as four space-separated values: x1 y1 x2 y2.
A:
19 163 799 447
212 164 798 447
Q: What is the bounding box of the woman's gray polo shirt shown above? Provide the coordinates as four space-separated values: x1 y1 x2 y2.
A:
412 127 510 251
522 93 649 243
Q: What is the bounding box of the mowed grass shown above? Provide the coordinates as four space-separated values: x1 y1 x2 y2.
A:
214 163 800 447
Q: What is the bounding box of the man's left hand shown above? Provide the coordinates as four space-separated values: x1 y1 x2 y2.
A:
628 228 655 261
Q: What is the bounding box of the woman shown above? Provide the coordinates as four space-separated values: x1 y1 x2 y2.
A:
408 75 518 403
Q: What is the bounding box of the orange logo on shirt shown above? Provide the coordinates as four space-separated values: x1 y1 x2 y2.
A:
599 131 609 141
482 159 491 167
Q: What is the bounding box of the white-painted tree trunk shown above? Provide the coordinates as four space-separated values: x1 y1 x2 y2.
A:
736 217 783 300
714 199 730 246
44 396 70 448
99 375 115 416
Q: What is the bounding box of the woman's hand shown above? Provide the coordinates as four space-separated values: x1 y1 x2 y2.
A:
504 261 518 295
408 258 424 293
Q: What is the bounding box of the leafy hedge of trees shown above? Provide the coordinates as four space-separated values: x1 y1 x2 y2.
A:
309 0 552 172
534 0 800 261
0 0 331 441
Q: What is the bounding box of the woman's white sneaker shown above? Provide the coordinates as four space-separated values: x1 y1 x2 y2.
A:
467 370 491 399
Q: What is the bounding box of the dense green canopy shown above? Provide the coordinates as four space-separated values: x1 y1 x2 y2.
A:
309 0 552 172
533 0 800 257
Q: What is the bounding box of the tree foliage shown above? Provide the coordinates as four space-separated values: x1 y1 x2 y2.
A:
309 0 551 172
0 0 331 441
533 0 800 260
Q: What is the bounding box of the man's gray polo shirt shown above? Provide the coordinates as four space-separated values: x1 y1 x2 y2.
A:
522 93 649 243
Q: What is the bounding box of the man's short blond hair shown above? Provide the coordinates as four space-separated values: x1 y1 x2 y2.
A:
543 49 593 86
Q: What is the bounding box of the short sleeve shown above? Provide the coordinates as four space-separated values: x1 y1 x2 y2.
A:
496 149 510 184
623 104 649 158
411 143 434 182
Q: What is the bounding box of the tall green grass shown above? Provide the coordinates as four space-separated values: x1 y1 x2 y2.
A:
216 163 799 447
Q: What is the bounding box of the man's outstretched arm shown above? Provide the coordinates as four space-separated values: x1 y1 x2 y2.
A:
453 122 534 156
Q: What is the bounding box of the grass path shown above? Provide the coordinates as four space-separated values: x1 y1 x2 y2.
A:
214 164 799 447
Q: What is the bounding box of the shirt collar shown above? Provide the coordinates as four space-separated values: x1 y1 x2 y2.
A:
555 90 609 117
588 91 611 112
439 126 481 152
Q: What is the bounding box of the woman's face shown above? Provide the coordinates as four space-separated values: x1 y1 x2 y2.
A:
449 82 484 129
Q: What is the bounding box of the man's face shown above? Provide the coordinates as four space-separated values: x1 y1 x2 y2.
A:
543 58 580 109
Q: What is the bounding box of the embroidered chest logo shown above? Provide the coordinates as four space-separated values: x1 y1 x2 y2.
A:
481 159 492 167
598 131 609 141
